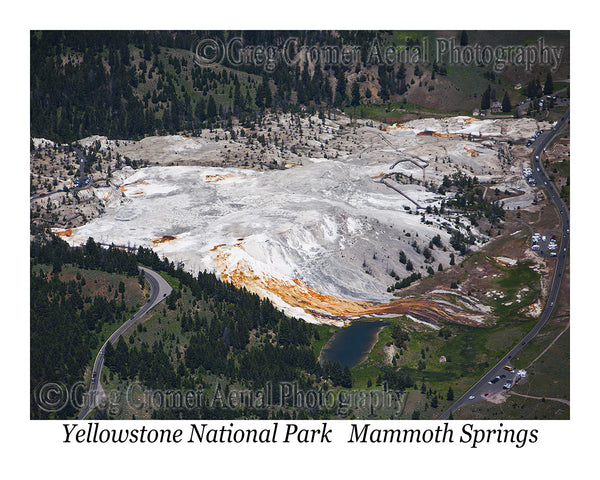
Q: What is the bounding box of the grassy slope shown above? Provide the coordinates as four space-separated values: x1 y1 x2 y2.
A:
349 212 569 419
129 30 569 126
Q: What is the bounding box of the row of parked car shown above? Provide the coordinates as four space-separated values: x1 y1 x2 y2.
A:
488 366 517 390
73 175 91 189
526 129 544 147
523 167 537 187
487 374 514 389
548 235 559 257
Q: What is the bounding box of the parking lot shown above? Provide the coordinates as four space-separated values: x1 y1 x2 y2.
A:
531 231 561 258
465 365 528 403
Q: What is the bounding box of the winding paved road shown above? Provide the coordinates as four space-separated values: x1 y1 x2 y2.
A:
439 107 570 419
77 266 172 420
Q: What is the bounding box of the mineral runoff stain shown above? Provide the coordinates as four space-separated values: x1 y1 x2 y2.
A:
210 243 481 326
152 235 177 245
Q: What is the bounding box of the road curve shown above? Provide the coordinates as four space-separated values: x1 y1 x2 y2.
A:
439 107 570 419
77 266 173 420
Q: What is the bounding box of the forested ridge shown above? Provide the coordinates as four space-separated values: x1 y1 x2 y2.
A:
30 30 411 143
31 30 569 145
30 236 367 419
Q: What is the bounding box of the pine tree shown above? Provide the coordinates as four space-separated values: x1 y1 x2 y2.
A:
544 72 554 95
351 81 360 106
399 250 407 264
502 91 512 113
263 79 272 108
480 85 491 111
206 95 217 120
334 67 347 106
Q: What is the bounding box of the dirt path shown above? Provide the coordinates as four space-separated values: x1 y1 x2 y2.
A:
509 391 570 406
527 322 570 369
506 211 534 236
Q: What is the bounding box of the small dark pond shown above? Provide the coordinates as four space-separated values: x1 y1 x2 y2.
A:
319 319 390 368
